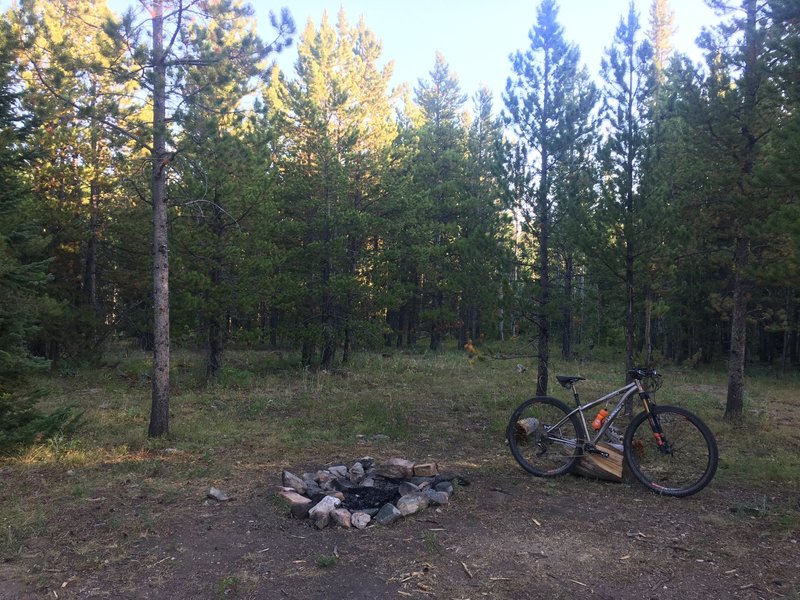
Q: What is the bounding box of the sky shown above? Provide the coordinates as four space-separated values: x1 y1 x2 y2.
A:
264 0 720 101
0 0 721 102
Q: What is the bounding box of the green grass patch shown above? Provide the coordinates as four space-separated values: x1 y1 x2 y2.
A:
1 342 798 573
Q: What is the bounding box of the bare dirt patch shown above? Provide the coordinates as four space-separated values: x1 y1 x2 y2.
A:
2 454 797 600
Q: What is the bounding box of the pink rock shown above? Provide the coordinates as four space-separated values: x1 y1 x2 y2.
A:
331 508 352 528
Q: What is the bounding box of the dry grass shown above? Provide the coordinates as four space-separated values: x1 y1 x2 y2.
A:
1 341 798 596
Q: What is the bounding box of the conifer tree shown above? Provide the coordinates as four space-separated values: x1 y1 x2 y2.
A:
264 10 393 367
596 1 656 378
14 0 137 359
690 0 784 418
504 0 595 394
413 52 468 351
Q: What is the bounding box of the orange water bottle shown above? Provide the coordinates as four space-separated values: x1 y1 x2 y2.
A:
591 408 609 430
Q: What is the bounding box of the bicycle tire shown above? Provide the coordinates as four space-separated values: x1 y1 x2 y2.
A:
507 396 583 477
623 405 718 497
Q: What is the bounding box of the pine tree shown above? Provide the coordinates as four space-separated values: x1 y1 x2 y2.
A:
263 10 393 367
647 0 675 84
413 52 468 351
115 0 293 435
690 0 785 418
13 0 138 360
504 0 596 394
597 1 656 378
0 18 81 449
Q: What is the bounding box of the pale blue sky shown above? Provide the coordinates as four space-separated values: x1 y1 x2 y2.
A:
2 0 719 102
267 0 719 101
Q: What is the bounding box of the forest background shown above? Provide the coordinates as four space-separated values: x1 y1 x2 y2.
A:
1 0 799 443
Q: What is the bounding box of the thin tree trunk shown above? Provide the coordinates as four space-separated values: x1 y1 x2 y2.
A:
561 254 573 361
644 292 653 366
85 182 99 312
206 202 225 379
537 233 550 396
206 314 222 379
430 291 443 351
725 236 749 419
148 0 170 438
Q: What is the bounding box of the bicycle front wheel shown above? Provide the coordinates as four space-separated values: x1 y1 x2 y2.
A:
507 397 583 477
623 405 718 497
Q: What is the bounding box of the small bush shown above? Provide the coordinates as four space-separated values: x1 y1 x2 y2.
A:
0 391 82 452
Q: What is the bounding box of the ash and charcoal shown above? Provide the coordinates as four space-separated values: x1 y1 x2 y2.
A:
278 457 467 530
341 486 400 511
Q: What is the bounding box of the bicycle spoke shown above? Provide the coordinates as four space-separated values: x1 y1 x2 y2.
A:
508 397 582 477
624 406 718 497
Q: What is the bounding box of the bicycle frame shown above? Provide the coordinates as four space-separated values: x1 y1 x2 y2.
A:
555 378 654 445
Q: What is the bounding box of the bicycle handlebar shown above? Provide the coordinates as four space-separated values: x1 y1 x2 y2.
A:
628 367 659 380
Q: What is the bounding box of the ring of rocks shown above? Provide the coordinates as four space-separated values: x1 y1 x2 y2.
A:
278 457 467 529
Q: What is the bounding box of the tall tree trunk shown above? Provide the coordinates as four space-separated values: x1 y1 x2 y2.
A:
206 202 225 379
644 292 653 366
148 0 170 438
85 181 99 313
430 290 443 351
725 236 749 419
206 313 222 379
561 254 573 361
537 222 550 396
624 183 635 377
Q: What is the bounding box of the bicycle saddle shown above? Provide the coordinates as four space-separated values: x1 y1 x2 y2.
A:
556 375 585 387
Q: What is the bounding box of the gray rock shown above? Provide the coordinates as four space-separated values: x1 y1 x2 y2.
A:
348 462 365 483
328 465 348 478
315 470 338 487
308 495 341 529
312 512 330 529
398 481 420 496
332 478 355 491
410 476 435 487
434 481 454 495
207 487 233 502
308 495 341 518
396 492 429 516
360 477 376 488
351 511 371 529
282 470 307 494
374 503 403 525
424 489 449 506
302 473 323 496
305 482 323 496
362 507 380 517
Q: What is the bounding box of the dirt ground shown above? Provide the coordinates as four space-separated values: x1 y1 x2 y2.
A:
2 452 798 600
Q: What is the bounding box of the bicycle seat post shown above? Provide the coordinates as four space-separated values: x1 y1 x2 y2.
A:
568 382 581 407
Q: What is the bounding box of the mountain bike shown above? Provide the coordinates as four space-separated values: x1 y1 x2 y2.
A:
507 368 718 497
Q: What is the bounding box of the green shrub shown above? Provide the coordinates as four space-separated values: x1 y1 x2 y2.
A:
0 390 82 452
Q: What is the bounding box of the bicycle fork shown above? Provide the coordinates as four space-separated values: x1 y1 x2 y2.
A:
637 380 672 454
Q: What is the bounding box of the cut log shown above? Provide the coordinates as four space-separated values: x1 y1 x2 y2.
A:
573 442 623 482
515 417 540 439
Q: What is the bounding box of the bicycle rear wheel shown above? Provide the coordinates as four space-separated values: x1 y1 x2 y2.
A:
507 397 583 477
623 405 718 497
